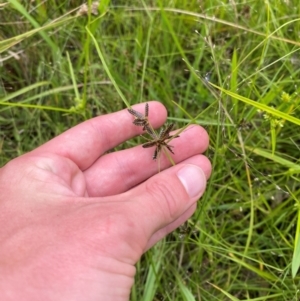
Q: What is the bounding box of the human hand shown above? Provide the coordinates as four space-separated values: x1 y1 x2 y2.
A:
0 102 211 301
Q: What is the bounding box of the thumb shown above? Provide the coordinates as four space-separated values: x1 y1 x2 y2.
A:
128 162 208 246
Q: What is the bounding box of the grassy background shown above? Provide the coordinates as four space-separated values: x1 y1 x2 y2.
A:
1 0 300 300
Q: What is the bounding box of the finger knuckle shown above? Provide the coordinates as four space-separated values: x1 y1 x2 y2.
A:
145 177 179 220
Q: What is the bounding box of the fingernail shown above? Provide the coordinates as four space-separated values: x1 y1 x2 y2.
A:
177 165 207 198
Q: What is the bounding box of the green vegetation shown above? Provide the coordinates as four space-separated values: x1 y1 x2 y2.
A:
1 1 300 300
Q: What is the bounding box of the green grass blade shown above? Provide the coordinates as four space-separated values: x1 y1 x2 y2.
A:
292 192 300 278
271 126 276 155
0 82 50 102
208 282 240 301
141 243 164 301
0 17 73 54
178 283 196 301
8 0 58 52
86 26 130 108
0 101 71 112
139 19 153 102
66 51 80 102
209 82 300 126
229 253 277 281
242 145 300 172
230 48 238 115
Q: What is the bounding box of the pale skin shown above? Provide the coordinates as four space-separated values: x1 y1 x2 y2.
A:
0 102 211 301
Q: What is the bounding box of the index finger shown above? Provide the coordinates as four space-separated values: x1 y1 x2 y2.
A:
30 101 167 170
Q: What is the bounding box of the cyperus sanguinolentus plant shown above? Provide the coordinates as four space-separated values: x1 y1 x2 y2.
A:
128 104 179 160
